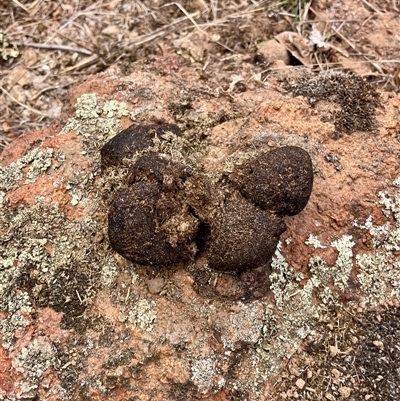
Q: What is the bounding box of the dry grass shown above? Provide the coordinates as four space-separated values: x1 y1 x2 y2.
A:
0 0 280 150
1 0 400 151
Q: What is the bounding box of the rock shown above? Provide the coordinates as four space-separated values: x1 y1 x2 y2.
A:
147 277 165 294
1 58 400 401
295 378 306 389
257 39 290 65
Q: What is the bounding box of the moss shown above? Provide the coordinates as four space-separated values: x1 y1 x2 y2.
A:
284 70 380 137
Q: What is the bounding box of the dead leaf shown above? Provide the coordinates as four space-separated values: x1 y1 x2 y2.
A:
275 31 313 65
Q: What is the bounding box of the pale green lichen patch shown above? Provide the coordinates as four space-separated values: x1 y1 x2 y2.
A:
353 215 391 248
14 339 55 380
74 93 101 120
305 234 326 249
63 94 126 146
304 235 355 303
102 100 130 118
356 253 400 304
64 169 96 207
219 301 264 349
330 235 355 291
378 186 400 223
246 233 355 393
249 291 317 394
270 242 304 309
0 147 54 193
356 176 400 304
0 292 32 351
191 355 217 394
25 148 54 183
249 177 400 396
101 259 119 286
63 94 143 150
0 198 101 345
12 339 55 399
126 298 157 332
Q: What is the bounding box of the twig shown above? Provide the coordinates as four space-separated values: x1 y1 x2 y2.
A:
331 24 356 51
161 2 205 33
11 0 30 14
45 1 108 43
62 54 99 73
30 83 74 101
124 11 201 47
0 85 47 116
360 0 383 13
14 41 93 55
331 25 385 74
210 0 218 20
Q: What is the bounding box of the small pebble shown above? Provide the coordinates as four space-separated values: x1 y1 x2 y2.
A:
373 340 384 351
338 386 351 398
295 378 305 390
147 277 165 294
329 345 339 357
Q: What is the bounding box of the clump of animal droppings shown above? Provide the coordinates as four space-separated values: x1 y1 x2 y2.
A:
284 70 380 137
108 153 198 266
229 146 313 216
100 123 181 168
102 126 314 273
206 194 286 271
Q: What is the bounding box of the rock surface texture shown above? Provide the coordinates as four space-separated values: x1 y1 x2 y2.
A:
1 58 400 400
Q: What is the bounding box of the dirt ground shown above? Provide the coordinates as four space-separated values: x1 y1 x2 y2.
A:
1 1 400 400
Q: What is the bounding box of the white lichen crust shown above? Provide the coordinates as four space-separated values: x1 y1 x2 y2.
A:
356 177 400 304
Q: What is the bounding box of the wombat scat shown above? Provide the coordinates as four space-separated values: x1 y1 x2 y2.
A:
102 124 313 272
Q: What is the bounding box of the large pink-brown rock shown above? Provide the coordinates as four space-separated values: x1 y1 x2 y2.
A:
1 57 400 400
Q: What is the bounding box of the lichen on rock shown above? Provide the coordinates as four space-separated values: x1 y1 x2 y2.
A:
1 62 400 401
